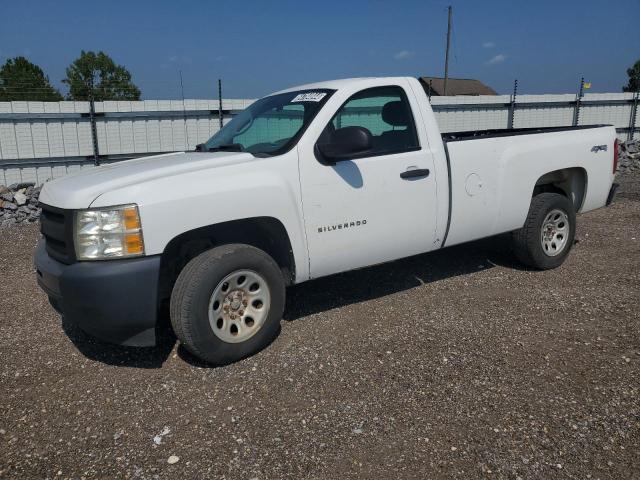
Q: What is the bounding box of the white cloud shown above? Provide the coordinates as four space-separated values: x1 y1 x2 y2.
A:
486 53 506 65
482 42 495 48
166 55 192 65
393 50 414 61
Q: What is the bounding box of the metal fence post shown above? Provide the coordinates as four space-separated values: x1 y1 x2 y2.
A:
179 70 188 149
508 79 518 129
573 77 584 127
89 95 100 166
628 90 639 142
218 79 223 131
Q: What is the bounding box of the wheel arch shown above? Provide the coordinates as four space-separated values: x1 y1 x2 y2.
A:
533 167 588 212
157 216 296 305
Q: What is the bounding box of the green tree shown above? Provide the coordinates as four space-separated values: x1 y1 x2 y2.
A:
623 59 640 93
63 51 141 101
0 57 63 101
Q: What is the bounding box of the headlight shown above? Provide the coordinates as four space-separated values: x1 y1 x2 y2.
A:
74 204 145 260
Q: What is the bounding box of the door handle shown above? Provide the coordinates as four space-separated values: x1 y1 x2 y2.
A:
400 168 430 179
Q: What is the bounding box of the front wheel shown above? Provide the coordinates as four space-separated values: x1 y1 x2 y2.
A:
511 193 576 270
170 244 285 365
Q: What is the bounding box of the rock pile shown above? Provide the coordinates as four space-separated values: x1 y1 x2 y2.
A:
618 139 640 174
0 182 42 227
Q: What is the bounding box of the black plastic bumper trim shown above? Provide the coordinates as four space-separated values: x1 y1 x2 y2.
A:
35 240 161 347
606 183 619 206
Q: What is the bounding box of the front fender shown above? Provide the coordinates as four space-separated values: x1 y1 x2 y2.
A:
91 153 310 282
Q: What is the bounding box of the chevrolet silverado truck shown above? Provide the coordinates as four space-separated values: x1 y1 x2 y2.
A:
35 77 619 364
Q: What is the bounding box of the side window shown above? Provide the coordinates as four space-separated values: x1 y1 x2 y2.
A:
324 86 419 156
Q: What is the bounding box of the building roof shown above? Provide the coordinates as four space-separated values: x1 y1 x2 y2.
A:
418 77 497 96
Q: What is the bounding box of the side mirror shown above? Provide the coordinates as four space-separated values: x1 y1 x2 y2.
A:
317 126 372 162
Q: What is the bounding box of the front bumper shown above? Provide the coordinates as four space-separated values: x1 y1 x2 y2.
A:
35 239 161 346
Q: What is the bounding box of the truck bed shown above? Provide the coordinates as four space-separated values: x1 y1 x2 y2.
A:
442 124 608 143
440 124 616 248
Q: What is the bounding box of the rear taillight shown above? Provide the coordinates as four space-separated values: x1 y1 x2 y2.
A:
613 138 619 173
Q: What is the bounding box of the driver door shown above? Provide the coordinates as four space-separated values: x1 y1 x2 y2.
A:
298 83 439 279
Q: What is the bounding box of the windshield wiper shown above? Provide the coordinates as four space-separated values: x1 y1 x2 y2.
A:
194 143 244 152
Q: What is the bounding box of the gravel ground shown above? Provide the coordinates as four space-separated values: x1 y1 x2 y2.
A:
1 174 639 479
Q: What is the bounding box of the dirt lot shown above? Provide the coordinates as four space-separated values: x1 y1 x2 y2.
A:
1 175 639 479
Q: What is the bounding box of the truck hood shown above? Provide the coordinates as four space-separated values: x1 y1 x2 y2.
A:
39 151 255 209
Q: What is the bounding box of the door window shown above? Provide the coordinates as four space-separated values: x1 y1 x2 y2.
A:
319 86 420 157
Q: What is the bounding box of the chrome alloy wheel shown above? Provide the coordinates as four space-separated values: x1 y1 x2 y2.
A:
208 270 271 343
540 209 569 257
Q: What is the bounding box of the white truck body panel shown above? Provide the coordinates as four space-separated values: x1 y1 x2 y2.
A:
38 76 617 285
38 151 252 209
296 77 441 278
39 150 311 281
91 150 311 282
444 126 615 247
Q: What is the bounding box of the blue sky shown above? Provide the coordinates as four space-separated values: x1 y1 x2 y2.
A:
1 0 638 99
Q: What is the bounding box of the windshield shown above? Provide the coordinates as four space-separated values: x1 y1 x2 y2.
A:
201 89 334 157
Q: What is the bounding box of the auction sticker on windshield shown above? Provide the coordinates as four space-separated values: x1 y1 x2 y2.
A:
291 92 327 102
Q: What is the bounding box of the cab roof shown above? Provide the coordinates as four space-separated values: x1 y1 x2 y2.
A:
273 77 412 95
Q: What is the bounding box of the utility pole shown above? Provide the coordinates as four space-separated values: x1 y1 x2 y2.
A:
218 79 223 131
443 6 452 96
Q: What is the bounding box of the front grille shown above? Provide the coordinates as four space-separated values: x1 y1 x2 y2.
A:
40 204 76 264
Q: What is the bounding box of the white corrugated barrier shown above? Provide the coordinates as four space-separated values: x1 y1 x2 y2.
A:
1 92 638 185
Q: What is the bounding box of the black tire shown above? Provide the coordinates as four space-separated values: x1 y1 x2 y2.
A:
511 193 576 270
170 244 285 365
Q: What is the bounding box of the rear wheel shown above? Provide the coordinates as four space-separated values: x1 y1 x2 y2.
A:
511 193 576 270
170 244 285 365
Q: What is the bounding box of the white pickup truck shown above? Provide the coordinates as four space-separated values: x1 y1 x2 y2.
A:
35 77 619 364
